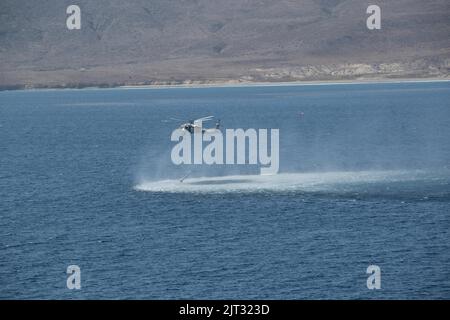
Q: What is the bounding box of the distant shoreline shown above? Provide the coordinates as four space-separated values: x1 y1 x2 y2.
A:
120 78 450 90
1 77 449 92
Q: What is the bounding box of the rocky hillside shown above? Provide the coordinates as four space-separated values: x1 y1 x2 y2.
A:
1 0 449 89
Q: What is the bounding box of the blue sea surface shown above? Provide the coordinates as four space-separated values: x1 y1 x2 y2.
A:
0 81 449 299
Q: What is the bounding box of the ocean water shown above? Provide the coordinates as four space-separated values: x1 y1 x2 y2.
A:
0 81 449 299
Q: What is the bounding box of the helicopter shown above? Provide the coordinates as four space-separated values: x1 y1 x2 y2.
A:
163 116 221 182
163 116 221 134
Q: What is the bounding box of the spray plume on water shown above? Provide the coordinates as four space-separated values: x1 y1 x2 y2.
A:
133 85 450 195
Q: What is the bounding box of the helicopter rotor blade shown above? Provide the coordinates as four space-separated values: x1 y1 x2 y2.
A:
194 116 214 125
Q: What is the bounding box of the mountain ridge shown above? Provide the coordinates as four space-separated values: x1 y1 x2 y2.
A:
1 0 449 89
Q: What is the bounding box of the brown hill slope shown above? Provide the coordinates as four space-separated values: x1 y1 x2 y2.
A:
0 0 449 89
